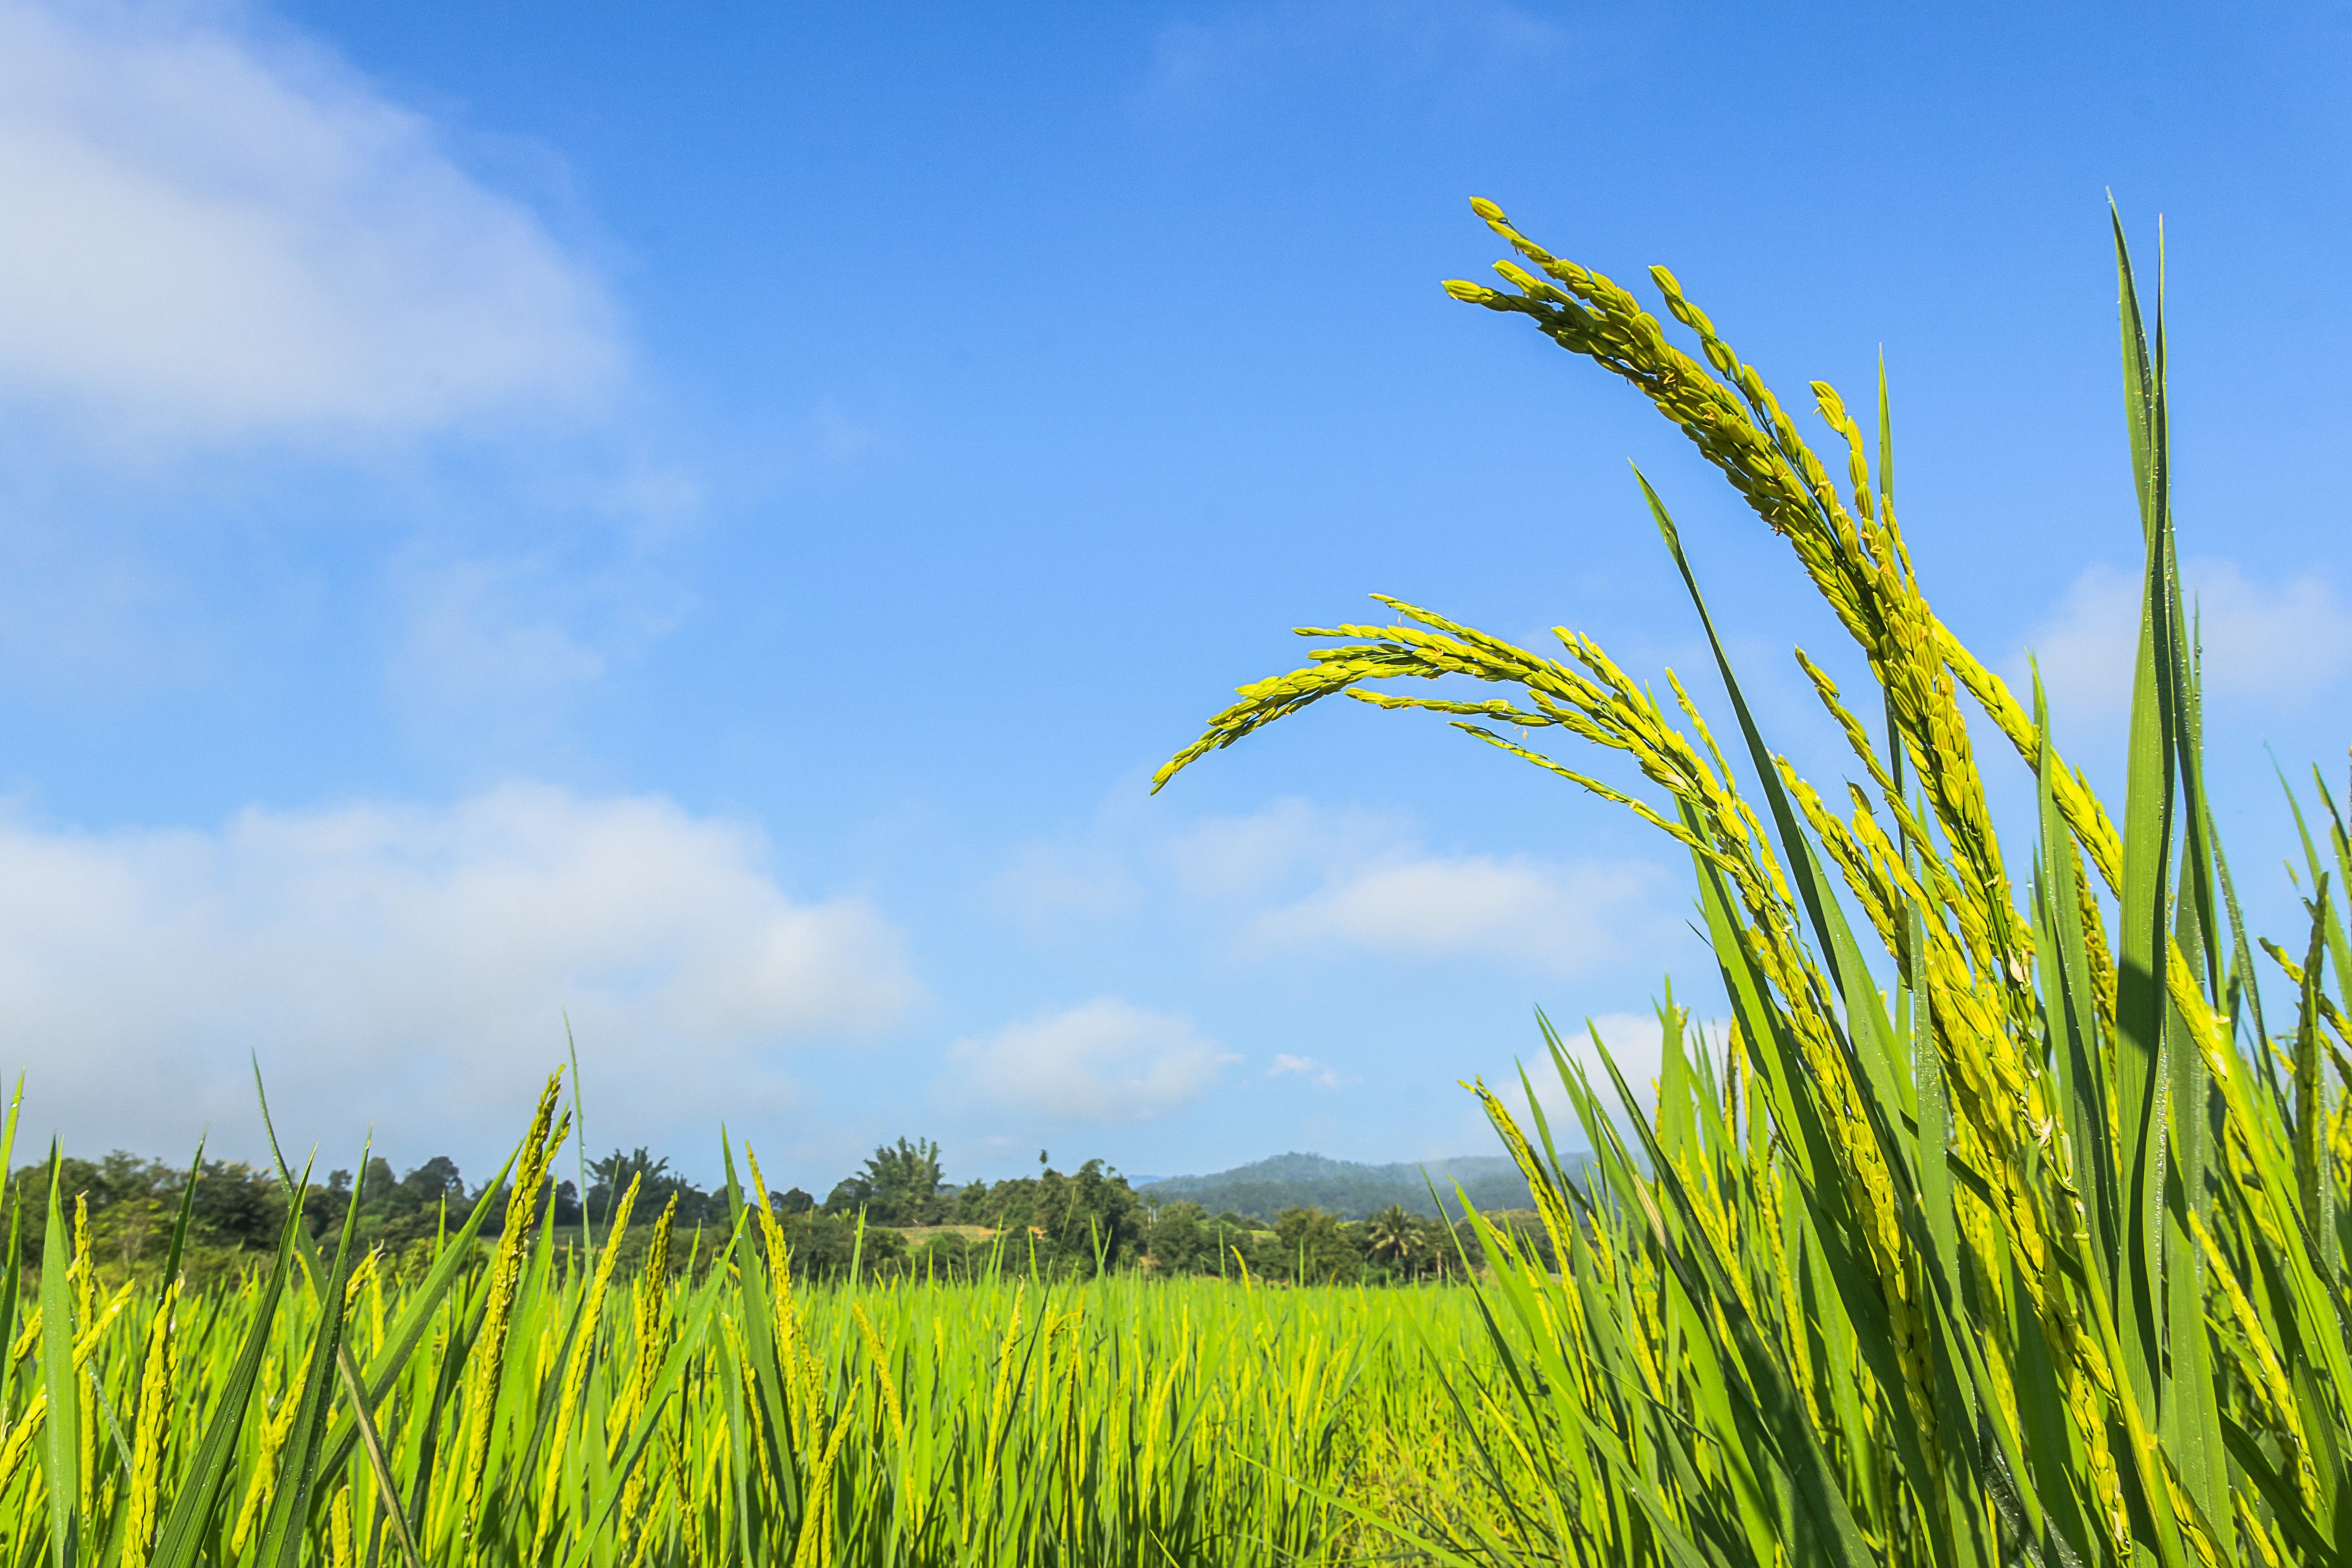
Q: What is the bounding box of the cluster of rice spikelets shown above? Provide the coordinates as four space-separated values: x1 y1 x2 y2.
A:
1158 202 2352 1568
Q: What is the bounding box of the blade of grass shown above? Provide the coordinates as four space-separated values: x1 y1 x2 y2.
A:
254 1146 348 1568
39 1151 78 1568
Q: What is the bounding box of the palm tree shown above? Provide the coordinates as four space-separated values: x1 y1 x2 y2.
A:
859 1136 947 1223
1363 1204 1417 1275
587 1147 673 1225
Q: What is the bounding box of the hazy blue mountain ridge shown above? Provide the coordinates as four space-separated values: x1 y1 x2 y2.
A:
1137 1151 1576 1221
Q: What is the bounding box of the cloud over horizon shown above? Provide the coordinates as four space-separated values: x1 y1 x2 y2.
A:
0 783 915 1163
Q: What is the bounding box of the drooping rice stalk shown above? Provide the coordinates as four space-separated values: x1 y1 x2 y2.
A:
1157 200 2351 1567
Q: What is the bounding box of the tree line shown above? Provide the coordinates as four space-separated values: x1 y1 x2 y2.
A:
10 1133 1557 1287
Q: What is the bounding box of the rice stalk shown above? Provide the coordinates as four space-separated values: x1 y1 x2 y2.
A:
1159 200 2349 1567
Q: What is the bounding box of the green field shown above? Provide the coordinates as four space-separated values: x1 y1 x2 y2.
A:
0 1130 1504 1566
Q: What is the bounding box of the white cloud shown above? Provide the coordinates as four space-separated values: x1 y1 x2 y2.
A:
401 556 610 699
946 998 1237 1124
2021 557 2352 722
1167 797 1403 899
1252 853 1667 973
0 1 619 444
1172 798 1672 974
0 783 915 1161
1267 1052 1345 1089
380 536 698 752
2021 565 2137 719
991 842 1138 931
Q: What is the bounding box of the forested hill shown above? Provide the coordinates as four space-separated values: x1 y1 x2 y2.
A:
1138 1151 1580 1221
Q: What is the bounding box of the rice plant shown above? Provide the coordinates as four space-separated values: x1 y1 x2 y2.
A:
0 1068 1503 1566
1156 200 2350 1565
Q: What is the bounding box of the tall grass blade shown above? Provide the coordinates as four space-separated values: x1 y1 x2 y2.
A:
39 1153 78 1568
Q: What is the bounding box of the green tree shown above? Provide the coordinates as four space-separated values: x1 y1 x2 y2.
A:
821 1173 870 1215
586 1147 727 1228
1145 1199 1217 1274
394 1155 467 1214
1362 1203 1418 1276
1267 1206 1359 1284
856 1136 946 1224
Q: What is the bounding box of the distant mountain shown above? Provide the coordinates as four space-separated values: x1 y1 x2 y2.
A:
1137 1151 1583 1221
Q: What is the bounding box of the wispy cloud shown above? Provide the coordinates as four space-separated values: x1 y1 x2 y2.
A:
946 999 1238 1124
0 0 620 447
0 783 916 1160
2020 557 2352 725
1250 852 1664 973
1267 1051 1347 1089
385 542 693 742
1167 797 1405 901
990 840 1140 932
1174 798 1671 975
399 557 611 698
1000 797 1678 975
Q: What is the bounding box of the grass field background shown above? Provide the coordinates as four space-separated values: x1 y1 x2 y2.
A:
0 1120 1504 1567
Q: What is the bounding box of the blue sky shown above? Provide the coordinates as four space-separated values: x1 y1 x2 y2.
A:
3 0 2349 1190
